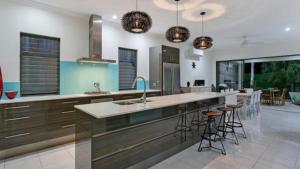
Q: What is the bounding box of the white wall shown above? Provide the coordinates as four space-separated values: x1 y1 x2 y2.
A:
180 46 213 87
209 40 300 85
0 0 88 82
0 0 212 87
102 22 166 80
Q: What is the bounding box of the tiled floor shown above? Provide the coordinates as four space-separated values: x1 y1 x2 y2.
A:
1 143 75 169
1 102 300 169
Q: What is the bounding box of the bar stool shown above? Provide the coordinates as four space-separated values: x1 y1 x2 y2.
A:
175 104 188 140
216 106 233 138
198 111 226 155
191 102 207 133
226 104 247 145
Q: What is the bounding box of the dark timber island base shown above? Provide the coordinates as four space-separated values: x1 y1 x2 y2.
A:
75 97 224 169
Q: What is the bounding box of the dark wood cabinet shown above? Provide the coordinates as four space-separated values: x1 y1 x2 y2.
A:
146 92 161 97
0 91 160 159
0 127 47 150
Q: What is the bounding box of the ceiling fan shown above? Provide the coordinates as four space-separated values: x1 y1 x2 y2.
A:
240 35 264 47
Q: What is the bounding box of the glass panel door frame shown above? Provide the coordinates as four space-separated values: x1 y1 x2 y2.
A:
215 53 300 91
216 60 244 91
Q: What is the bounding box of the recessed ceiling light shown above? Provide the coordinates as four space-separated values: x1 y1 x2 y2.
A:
285 27 291 32
112 15 118 20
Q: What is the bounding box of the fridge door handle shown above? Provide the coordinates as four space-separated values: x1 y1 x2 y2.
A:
171 66 174 94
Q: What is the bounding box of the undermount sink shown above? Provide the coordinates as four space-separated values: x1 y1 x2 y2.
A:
113 99 152 105
84 91 111 95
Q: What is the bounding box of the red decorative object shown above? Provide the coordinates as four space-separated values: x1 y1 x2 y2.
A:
239 89 246 93
5 91 18 100
0 67 3 99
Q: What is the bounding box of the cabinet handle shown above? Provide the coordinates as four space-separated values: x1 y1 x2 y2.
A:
61 110 76 114
61 101 80 104
5 133 31 139
5 105 30 110
61 124 76 128
5 116 31 122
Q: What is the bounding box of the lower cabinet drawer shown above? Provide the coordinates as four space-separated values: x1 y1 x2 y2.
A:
92 116 178 158
47 109 76 124
0 121 76 150
47 121 76 140
0 127 47 150
0 114 46 132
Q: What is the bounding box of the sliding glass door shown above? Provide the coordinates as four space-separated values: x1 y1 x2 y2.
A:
216 55 300 92
216 60 244 91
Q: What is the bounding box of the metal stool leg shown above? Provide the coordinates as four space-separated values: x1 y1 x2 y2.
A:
198 115 226 155
236 109 247 138
198 122 208 152
227 109 239 145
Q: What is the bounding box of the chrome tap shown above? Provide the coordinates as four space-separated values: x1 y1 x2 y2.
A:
94 82 101 92
132 76 146 104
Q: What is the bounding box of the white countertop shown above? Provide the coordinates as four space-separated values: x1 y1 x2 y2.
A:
0 90 160 104
75 92 228 119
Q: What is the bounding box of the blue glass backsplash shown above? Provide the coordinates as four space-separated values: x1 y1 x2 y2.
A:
1 61 149 100
60 61 119 94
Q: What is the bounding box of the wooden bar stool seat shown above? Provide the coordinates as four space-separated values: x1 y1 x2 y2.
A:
202 111 222 117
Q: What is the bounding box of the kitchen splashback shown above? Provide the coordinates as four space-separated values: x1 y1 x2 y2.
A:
1 61 150 99
60 61 119 94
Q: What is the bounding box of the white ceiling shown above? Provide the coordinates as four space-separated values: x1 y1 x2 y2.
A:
28 0 300 50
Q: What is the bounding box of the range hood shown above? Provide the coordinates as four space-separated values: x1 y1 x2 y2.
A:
77 15 116 64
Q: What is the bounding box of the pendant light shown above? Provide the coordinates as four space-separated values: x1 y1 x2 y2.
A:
193 12 213 49
122 0 152 33
165 0 190 43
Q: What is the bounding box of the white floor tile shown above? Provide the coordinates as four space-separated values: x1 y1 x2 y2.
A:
39 149 74 168
4 153 42 169
253 160 292 169
0 160 4 169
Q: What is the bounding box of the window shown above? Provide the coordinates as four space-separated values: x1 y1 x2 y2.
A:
20 33 60 96
118 47 137 90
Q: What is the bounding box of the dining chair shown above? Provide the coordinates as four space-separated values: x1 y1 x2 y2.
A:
246 91 257 119
274 88 288 105
225 93 237 106
245 88 254 93
261 89 271 105
255 90 262 114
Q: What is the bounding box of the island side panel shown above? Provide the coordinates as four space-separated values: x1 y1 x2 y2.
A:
75 110 95 169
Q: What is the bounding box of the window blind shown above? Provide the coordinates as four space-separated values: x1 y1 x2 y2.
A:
118 48 137 90
20 33 60 96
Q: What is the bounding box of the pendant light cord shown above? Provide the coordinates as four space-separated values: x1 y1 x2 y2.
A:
176 0 179 26
201 14 204 36
136 0 138 10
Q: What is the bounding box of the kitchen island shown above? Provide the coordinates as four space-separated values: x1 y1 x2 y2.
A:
74 92 227 169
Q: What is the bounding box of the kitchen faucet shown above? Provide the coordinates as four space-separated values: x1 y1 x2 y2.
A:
94 82 101 92
132 76 147 104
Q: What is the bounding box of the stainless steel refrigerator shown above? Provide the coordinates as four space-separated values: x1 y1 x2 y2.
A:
149 45 181 95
